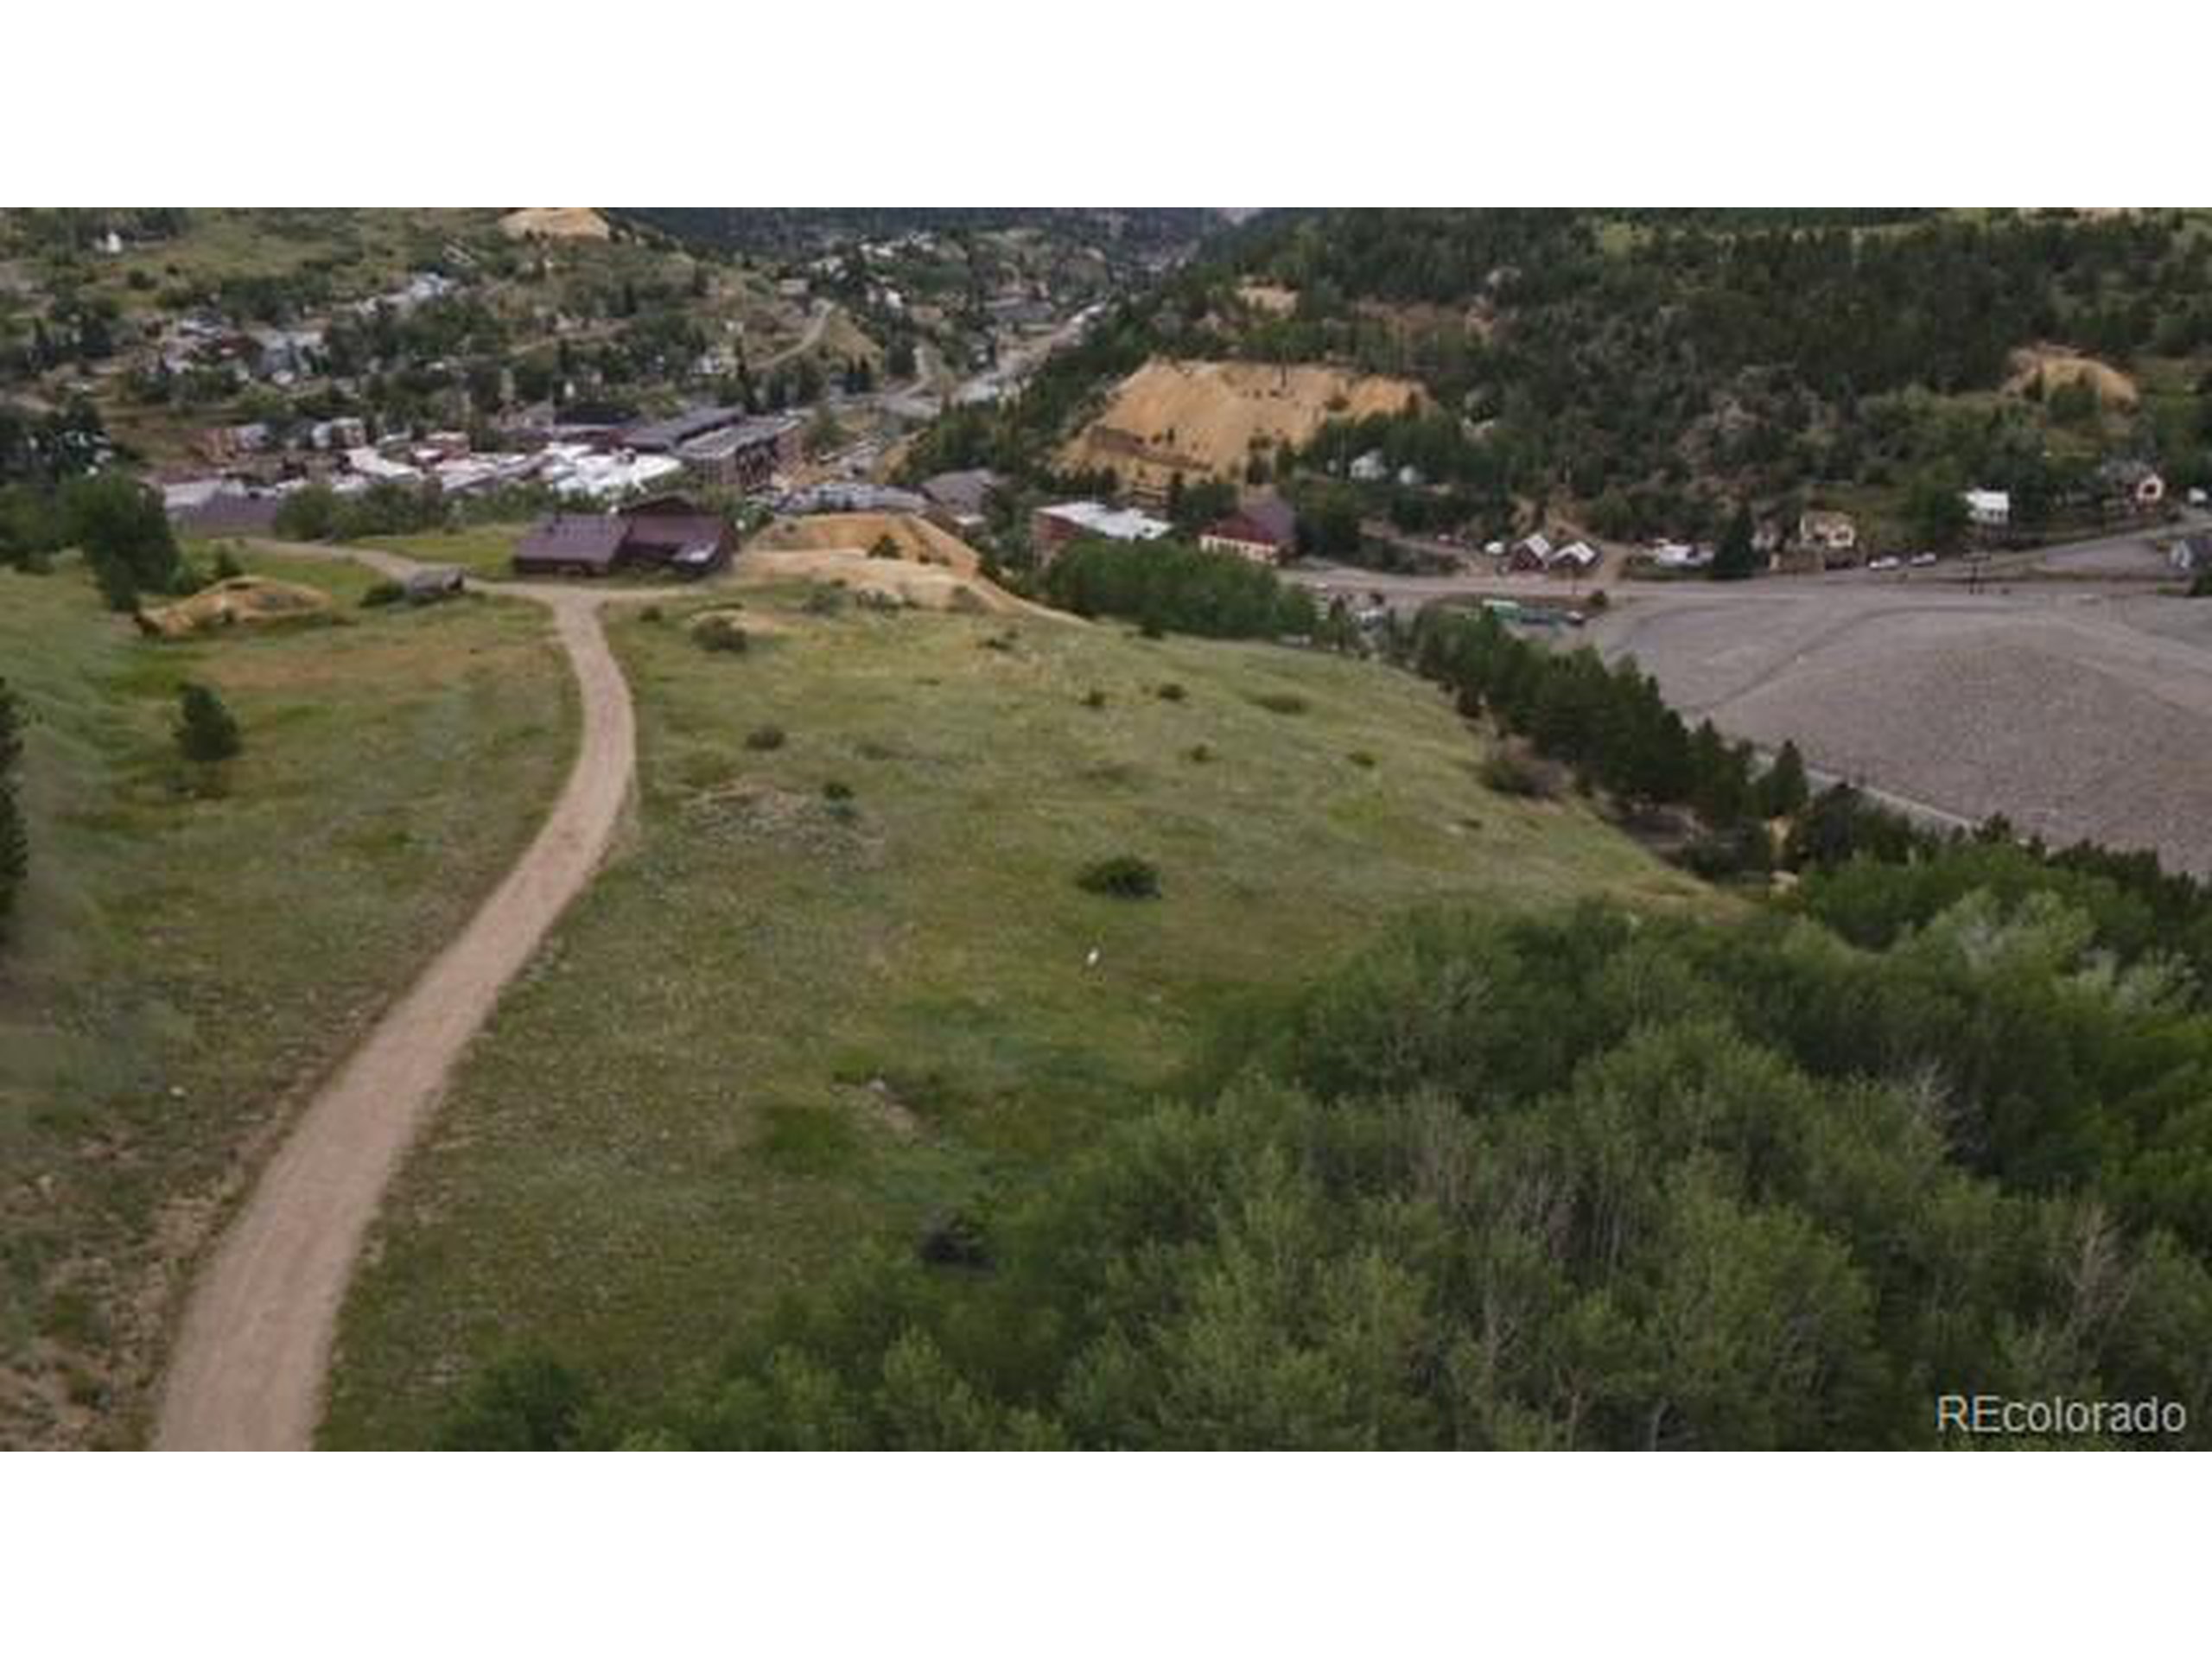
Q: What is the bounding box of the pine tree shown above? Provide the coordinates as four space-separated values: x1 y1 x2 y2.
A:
175 682 242 763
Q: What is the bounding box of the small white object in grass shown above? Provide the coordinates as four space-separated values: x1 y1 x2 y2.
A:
1084 946 1101 969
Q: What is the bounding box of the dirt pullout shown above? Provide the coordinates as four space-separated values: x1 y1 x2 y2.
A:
750 512 982 574
734 547 1054 618
1060 357 1423 496
2006 344 2139 407
155 587 635 1449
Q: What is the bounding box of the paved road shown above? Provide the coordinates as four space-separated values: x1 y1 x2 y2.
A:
156 543 643 1450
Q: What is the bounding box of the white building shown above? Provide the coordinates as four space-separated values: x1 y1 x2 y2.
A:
1963 489 2012 529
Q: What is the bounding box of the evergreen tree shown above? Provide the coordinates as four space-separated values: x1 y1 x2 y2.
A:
175 682 241 763
1758 740 1811 818
1711 503 1759 581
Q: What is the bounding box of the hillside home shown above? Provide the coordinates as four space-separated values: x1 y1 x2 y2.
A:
1199 496 1299 565
2099 459 2166 515
1796 509 1859 559
919 468 1006 535
1963 489 2012 529
1504 532 1554 572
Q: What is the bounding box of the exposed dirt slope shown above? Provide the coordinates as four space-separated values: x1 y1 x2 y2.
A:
1060 357 1423 496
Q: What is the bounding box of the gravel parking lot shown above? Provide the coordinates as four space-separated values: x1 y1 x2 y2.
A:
1593 585 2212 874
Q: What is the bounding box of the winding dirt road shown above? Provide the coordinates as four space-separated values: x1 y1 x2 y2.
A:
156 547 639 1450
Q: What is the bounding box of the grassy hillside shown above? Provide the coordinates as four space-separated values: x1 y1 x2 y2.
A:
323 588 1705 1446
0 552 573 1446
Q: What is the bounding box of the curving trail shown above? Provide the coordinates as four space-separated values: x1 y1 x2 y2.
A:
156 547 639 1450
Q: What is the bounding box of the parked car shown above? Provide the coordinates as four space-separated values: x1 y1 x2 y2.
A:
1909 552 1938 568
1869 556 1903 571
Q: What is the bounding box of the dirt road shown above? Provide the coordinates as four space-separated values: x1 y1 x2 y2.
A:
156 551 638 1450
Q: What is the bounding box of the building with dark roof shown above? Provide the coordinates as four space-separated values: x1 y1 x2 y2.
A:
620 404 752 454
511 505 733 579
512 514 631 576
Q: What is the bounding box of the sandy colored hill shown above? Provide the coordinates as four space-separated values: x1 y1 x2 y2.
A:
749 512 982 575
136 576 333 639
500 208 612 242
2006 344 2139 408
1061 358 1423 498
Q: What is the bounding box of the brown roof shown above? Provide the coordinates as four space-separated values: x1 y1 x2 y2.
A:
1208 496 1298 549
619 514 728 554
514 514 627 569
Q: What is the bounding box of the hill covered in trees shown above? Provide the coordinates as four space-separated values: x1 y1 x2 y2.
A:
918 210 2212 553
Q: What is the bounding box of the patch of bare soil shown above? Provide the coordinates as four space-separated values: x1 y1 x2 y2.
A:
1060 357 1423 495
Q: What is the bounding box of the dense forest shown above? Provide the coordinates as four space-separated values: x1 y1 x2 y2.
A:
1208 209 2212 537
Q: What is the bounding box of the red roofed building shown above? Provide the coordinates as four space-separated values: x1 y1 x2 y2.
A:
1199 495 1299 565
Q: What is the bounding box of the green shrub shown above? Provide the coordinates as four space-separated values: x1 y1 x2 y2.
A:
436 1353 594 1451
745 725 787 751
1155 682 1186 702
1250 691 1308 715
1185 743 1214 764
1348 750 1377 769
1478 748 1548 798
694 613 750 653
1044 534 1319 639
1081 688 1108 710
1076 854 1160 899
360 579 405 608
174 682 241 763
823 779 854 802
802 584 847 616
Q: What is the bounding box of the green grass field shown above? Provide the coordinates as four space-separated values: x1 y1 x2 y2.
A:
0 551 575 1447
358 522 535 581
323 591 1706 1446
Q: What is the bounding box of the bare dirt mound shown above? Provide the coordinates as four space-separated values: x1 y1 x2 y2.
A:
137 576 333 639
2007 345 2139 408
499 207 612 241
1061 358 1423 496
734 548 1050 617
750 512 982 575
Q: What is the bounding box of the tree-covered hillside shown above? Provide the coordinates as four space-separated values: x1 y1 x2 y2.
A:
1203 208 2212 537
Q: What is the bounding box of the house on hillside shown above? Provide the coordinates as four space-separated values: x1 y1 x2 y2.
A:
1796 509 1859 560
1199 496 1299 565
1548 539 1601 575
1963 489 2012 530
1504 532 1554 573
2099 459 2166 516
1031 500 1173 565
919 468 1006 535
